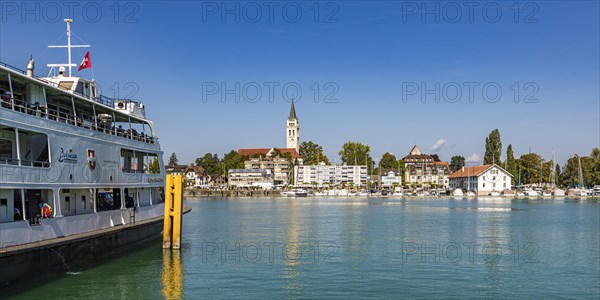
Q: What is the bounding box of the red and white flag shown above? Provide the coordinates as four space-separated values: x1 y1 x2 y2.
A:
78 51 92 71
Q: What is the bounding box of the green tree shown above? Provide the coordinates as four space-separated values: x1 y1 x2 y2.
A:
561 155 596 187
195 153 221 175
430 154 441 162
148 157 160 174
541 160 554 185
591 148 600 185
449 155 465 172
339 141 373 173
168 152 178 166
221 150 246 172
519 153 543 185
379 152 398 169
484 129 502 165
555 164 561 187
299 141 330 165
505 144 518 177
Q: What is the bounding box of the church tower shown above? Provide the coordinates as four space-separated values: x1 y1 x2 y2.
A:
286 100 299 151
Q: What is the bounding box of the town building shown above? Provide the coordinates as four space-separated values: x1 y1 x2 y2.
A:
228 169 273 189
208 174 228 188
237 148 301 186
402 145 450 187
294 162 368 187
448 164 513 195
380 169 402 188
165 164 188 177
184 165 209 188
166 164 209 188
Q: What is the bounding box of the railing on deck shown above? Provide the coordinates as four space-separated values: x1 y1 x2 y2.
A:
1 97 156 144
0 156 50 167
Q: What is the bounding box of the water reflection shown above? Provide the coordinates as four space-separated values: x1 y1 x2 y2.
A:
162 249 183 299
283 200 300 298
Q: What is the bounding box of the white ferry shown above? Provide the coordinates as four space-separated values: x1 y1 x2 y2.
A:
0 20 168 285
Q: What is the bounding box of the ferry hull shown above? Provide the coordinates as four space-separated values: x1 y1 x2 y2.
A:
0 216 163 286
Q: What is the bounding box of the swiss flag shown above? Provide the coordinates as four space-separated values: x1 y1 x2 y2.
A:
78 51 92 71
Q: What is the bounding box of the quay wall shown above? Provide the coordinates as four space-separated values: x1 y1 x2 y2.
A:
184 189 282 197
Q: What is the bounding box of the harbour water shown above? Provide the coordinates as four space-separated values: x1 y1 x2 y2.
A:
4 197 600 299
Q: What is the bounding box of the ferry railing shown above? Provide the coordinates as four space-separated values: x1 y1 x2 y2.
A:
20 159 51 168
0 157 50 167
0 157 19 165
2 97 156 144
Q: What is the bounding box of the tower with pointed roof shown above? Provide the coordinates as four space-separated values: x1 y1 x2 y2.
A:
286 100 299 151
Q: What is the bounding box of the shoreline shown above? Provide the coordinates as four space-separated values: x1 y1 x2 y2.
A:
184 189 599 200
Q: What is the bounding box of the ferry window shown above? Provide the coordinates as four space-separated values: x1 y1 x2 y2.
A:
0 139 13 163
121 149 134 172
81 195 86 211
58 81 74 91
18 129 49 168
65 196 71 212
0 198 6 218
96 191 114 211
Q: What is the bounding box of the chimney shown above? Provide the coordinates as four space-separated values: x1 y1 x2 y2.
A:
26 57 35 77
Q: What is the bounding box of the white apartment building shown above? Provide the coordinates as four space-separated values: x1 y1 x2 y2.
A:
294 162 368 187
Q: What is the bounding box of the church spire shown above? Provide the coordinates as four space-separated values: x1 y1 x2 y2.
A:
288 99 297 120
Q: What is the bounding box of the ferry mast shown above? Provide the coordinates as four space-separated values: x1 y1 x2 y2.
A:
47 19 90 77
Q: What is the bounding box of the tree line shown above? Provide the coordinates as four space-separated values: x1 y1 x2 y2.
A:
167 129 600 188
448 129 600 188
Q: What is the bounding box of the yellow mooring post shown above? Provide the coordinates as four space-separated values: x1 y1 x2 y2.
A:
163 174 183 249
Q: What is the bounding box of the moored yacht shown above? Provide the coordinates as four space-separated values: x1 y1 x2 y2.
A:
281 188 308 197
0 20 168 285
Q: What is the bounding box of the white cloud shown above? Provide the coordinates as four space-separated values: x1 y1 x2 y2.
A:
465 153 481 164
430 139 447 152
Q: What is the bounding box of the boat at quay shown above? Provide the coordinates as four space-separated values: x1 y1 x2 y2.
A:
0 20 169 285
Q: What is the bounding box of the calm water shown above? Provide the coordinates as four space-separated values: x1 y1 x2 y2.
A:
4 197 600 299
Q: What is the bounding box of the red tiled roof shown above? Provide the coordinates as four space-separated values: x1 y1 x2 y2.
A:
449 165 492 178
238 148 271 156
238 147 301 158
277 148 301 158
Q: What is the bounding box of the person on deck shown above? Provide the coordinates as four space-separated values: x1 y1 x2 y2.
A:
39 201 53 218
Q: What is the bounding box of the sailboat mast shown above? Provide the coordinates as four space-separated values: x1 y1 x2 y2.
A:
578 155 584 188
539 160 542 187
550 149 556 188
518 166 521 190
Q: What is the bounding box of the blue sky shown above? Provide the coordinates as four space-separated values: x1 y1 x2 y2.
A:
1 1 598 166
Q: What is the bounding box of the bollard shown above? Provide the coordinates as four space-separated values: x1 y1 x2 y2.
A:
163 174 183 249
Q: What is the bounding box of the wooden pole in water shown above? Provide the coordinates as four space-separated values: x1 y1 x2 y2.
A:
163 174 183 249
